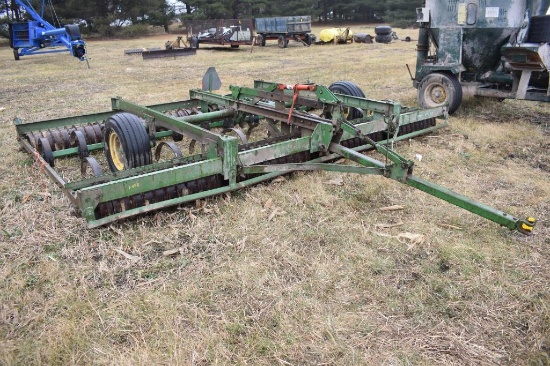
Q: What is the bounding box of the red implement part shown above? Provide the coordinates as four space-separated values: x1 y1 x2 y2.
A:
278 84 317 123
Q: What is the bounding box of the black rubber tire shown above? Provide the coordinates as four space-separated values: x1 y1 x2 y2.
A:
13 48 19 60
104 113 152 172
305 33 312 46
191 36 199 49
353 33 369 43
329 81 366 120
418 72 463 114
527 15 550 43
257 34 266 47
230 44 239 48
375 34 392 44
374 26 392 36
277 35 288 48
64 24 82 39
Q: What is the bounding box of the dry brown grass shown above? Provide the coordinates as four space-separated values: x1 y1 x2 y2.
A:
0 24 549 365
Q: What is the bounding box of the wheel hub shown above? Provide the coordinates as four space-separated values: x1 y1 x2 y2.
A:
429 85 447 104
108 132 125 171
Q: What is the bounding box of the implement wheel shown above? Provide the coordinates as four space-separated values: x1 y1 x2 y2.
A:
418 72 462 114
104 113 152 172
13 48 20 60
257 34 266 46
278 35 288 48
329 81 366 120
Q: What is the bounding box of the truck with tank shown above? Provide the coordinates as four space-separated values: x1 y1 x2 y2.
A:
413 0 550 114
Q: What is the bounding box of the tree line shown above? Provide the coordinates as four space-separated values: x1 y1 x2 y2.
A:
1 0 420 38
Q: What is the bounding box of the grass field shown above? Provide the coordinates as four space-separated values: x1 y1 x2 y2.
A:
0 24 549 365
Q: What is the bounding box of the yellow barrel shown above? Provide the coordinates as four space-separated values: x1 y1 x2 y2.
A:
319 28 354 43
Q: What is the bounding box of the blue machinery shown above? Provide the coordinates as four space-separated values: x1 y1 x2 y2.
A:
7 0 87 62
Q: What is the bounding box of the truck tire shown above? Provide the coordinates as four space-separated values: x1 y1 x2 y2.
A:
278 35 288 48
418 73 462 114
329 81 366 120
375 34 393 43
104 113 152 172
374 26 392 36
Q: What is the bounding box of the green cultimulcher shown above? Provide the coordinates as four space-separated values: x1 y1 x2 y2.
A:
14 71 536 232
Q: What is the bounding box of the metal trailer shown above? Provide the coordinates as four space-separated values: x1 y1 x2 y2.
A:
186 19 254 48
412 0 550 114
254 16 314 48
13 71 536 233
6 0 87 62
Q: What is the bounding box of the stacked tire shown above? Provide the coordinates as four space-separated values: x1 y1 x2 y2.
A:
527 16 550 43
374 26 392 44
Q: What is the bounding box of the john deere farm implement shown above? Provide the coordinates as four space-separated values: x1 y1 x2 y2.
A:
14 73 536 233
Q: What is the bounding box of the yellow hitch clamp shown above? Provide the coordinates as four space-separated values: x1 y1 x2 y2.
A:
520 217 536 234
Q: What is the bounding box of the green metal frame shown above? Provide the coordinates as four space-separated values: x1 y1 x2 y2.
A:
14 80 535 233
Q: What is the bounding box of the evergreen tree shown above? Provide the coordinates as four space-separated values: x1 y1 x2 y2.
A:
0 0 421 39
